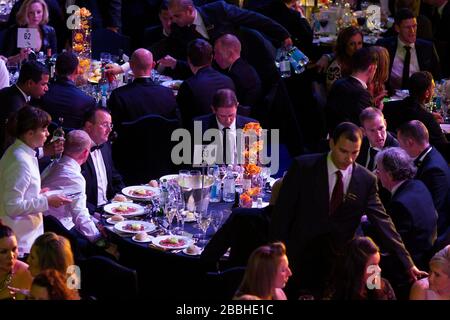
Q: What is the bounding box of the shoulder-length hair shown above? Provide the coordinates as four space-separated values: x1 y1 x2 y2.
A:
32 269 80 300
16 0 49 26
236 242 286 299
370 46 390 94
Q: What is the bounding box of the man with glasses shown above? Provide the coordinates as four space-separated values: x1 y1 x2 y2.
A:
81 108 124 214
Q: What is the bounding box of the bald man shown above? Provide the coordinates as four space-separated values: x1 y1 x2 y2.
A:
214 34 262 109
107 48 179 129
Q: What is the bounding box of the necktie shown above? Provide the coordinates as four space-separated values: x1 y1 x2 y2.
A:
401 46 411 89
330 170 344 215
367 147 378 172
222 127 229 164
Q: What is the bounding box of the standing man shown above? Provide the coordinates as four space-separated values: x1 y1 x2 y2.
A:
81 108 124 214
271 122 425 299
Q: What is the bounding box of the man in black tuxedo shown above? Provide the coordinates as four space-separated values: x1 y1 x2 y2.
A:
397 120 450 249
167 0 292 57
34 51 96 129
213 34 262 111
177 39 235 126
270 122 425 299
376 147 437 270
107 48 179 129
81 108 124 213
325 47 376 134
423 0 450 77
376 8 441 92
193 89 255 164
0 61 49 154
383 71 449 159
357 108 399 172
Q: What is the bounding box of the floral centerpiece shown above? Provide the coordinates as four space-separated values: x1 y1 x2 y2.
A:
72 8 92 83
239 122 264 207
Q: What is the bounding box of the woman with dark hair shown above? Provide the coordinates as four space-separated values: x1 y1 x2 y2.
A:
1 0 57 64
0 222 33 300
234 242 292 300
329 236 396 300
326 26 364 91
29 269 80 300
0 106 70 258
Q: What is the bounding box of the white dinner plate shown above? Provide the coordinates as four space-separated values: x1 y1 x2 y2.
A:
182 246 203 256
132 234 154 243
122 185 160 200
106 217 124 224
103 202 145 217
151 235 193 250
114 220 156 234
161 80 183 90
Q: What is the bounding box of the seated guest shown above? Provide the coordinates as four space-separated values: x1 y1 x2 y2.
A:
393 0 433 41
0 0 57 64
397 120 450 248
177 39 235 126
35 51 96 129
410 244 450 300
328 236 396 300
375 147 437 270
213 34 262 111
325 26 363 91
193 89 256 165
368 46 390 109
81 108 124 214
325 47 376 133
201 177 282 269
0 61 49 154
29 269 80 300
233 242 292 300
0 223 33 300
376 8 440 91
383 71 449 158
41 130 102 243
0 107 70 258
108 48 179 129
27 232 74 278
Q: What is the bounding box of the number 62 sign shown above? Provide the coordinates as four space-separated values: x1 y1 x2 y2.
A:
17 28 40 49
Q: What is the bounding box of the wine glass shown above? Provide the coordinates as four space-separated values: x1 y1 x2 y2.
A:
318 12 329 35
164 202 177 234
210 210 223 233
197 210 212 246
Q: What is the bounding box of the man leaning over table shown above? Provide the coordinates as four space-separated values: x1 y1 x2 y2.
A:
81 108 124 214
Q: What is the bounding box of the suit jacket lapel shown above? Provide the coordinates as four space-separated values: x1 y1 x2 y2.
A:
197 7 215 38
315 154 330 217
340 163 362 211
85 155 98 200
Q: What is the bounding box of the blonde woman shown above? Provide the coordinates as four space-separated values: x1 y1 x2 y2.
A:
410 245 450 300
1 0 57 64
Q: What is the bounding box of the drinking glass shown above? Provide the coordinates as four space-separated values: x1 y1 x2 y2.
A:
164 202 177 234
210 210 223 233
197 210 212 246
100 52 112 64
6 61 19 85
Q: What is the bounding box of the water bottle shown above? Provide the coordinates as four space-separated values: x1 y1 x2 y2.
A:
209 165 222 203
287 46 309 74
99 63 109 107
279 50 291 78
160 179 169 207
222 165 236 203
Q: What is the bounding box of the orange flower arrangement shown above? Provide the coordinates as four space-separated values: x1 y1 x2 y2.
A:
244 163 261 175
72 7 92 82
243 122 262 136
246 187 261 197
239 192 252 208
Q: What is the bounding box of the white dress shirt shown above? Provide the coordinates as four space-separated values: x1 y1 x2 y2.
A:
90 147 109 206
327 153 353 201
217 118 237 164
0 59 9 90
192 9 209 39
0 139 48 256
390 37 420 90
41 156 101 242
351 75 368 89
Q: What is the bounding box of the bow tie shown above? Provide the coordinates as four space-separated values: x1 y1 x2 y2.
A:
90 144 103 152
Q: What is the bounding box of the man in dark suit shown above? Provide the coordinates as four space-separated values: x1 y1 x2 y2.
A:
376 147 437 270
325 47 376 134
34 51 96 129
376 8 441 91
0 61 49 153
423 0 450 77
270 122 425 299
167 0 292 57
81 108 124 213
383 71 449 160
397 120 450 249
193 88 256 164
177 39 235 126
213 34 262 111
107 48 179 129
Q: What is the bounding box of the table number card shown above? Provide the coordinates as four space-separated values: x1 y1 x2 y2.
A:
17 28 40 49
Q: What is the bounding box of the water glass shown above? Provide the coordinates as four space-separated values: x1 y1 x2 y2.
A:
7 61 19 85
198 211 212 246
210 210 224 233
100 52 112 64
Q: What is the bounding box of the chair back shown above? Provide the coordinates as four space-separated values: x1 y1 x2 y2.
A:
91 28 131 60
112 114 180 184
78 255 138 300
203 266 246 300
